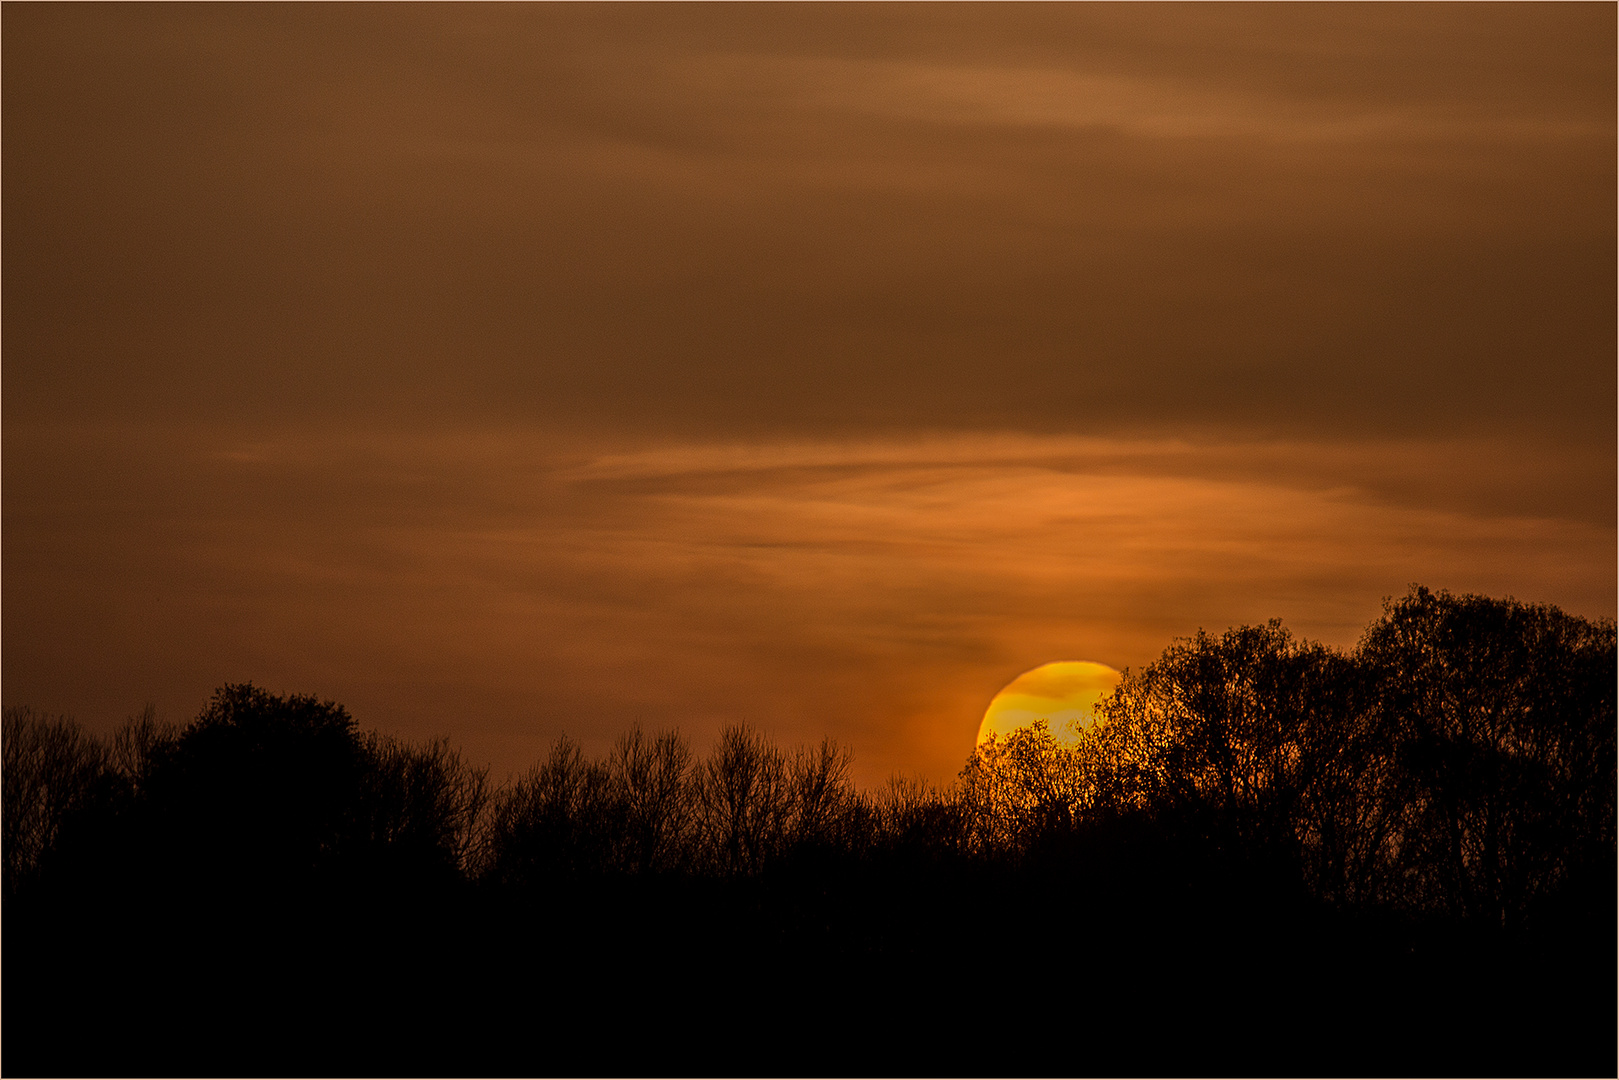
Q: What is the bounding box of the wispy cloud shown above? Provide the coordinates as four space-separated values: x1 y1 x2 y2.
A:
7 424 1610 785
682 55 1610 146
5 6 1611 788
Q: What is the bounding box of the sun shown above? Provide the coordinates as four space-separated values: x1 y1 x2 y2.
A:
976 661 1123 748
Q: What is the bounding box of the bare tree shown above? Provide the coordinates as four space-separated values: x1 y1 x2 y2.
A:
3 708 110 897
106 703 180 792
360 733 492 878
485 734 620 885
786 736 858 852
870 772 962 859
694 725 790 876
609 724 694 875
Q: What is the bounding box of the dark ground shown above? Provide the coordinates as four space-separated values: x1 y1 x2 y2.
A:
8 845 1613 1078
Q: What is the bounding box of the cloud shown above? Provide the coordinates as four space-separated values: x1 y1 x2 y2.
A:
677 53 1611 147
6 4 1612 443
6 423 1610 785
3 6 1611 786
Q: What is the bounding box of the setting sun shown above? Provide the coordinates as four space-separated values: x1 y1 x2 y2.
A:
3 5 1612 1074
977 661 1122 748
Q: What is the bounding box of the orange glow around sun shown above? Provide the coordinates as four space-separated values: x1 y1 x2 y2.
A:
976 661 1122 748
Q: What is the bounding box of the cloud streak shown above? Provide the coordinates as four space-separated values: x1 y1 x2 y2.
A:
6 424 1609 785
4 5 1611 786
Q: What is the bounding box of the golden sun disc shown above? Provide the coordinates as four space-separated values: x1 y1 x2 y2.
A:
977 661 1122 748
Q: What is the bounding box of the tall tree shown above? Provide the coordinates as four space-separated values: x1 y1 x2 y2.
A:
1356 587 1617 926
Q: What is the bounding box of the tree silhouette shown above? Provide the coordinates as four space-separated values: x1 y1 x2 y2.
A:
957 586 1616 929
610 723 695 875
958 719 1095 856
135 683 370 893
355 732 491 885
1356 586 1616 927
2 707 111 898
484 733 620 885
3 588 1613 1078
785 735 860 855
694 724 792 876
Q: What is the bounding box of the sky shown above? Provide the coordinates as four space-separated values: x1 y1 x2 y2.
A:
5 4 1614 786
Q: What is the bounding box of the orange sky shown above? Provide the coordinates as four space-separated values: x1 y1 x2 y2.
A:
5 5 1614 786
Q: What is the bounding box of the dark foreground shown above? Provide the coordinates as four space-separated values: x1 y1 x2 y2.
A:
9 832 1613 1078
7 588 1615 1076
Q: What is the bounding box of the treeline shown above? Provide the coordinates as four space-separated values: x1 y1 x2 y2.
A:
963 585 1615 930
4 586 1614 1077
12 587 1607 925
4 691 939 902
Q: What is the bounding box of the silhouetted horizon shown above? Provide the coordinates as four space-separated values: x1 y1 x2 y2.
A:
7 586 1613 1077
